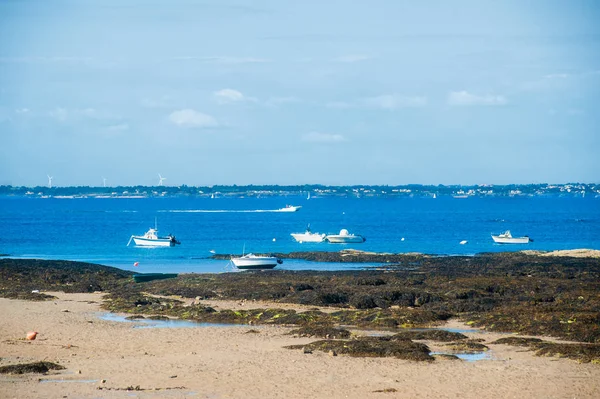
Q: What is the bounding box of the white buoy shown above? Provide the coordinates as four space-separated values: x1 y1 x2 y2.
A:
460 240 468 245
272 238 276 242
401 237 405 241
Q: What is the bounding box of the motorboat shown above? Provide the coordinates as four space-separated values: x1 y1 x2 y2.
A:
491 230 531 244
127 221 180 247
276 205 302 212
291 225 326 243
325 229 366 244
231 253 283 270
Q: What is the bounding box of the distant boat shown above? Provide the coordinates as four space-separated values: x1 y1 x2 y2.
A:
291 225 326 243
276 205 302 212
307 192 311 200
325 229 366 244
127 220 180 247
231 253 283 270
491 230 531 244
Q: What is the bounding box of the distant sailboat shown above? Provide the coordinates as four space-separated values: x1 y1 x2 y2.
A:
307 192 311 200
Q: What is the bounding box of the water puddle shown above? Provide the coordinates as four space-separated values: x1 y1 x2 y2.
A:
99 313 251 329
431 351 492 362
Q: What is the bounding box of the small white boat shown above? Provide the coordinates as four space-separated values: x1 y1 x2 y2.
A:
325 229 366 244
231 253 282 270
127 221 180 247
491 230 531 244
276 205 302 212
291 225 326 243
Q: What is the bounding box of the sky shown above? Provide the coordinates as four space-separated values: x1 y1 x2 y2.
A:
0 0 599 187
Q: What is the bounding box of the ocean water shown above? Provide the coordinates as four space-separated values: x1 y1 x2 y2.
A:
1 195 598 273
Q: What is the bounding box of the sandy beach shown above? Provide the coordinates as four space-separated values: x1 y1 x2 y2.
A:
1 292 599 399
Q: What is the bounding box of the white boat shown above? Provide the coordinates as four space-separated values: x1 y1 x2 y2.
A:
491 230 531 244
276 205 302 212
325 229 366 244
231 253 282 270
291 225 326 243
127 221 180 247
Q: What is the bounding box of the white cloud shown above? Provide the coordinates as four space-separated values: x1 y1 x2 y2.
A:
214 89 247 104
15 108 30 114
302 131 346 143
447 91 507 106
168 109 218 128
334 54 372 63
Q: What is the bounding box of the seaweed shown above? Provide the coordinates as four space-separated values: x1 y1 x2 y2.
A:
0 362 66 374
391 330 468 342
2 255 600 344
289 325 351 339
286 336 433 361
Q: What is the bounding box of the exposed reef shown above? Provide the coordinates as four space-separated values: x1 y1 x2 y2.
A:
2 252 600 353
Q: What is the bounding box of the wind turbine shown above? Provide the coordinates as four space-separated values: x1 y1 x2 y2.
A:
47 175 53 189
158 174 166 186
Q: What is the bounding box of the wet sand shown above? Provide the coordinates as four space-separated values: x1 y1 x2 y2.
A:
1 292 599 399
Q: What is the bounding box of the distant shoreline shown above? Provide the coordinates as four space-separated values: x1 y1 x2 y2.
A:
0 182 598 199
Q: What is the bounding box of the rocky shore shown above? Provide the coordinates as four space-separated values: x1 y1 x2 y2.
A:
1 253 600 398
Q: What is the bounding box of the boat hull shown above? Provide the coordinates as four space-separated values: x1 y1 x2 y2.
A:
291 233 326 243
492 236 530 244
326 235 366 243
132 237 175 247
277 206 302 212
231 257 280 270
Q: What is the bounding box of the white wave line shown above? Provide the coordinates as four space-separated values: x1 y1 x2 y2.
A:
158 209 289 213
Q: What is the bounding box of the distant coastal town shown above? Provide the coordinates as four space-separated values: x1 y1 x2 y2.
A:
0 183 597 199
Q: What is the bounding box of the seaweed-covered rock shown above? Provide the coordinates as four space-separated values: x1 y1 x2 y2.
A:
0 362 65 374
289 325 351 339
391 330 468 342
491 337 543 347
444 340 489 353
286 336 433 361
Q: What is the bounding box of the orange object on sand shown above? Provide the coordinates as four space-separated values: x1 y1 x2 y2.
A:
26 331 38 340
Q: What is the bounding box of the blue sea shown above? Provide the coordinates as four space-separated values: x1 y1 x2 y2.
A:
1 195 598 273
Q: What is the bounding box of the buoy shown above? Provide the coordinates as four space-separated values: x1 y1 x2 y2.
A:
26 331 38 340
133 262 139 267
460 240 468 245
401 237 405 241
272 238 276 242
